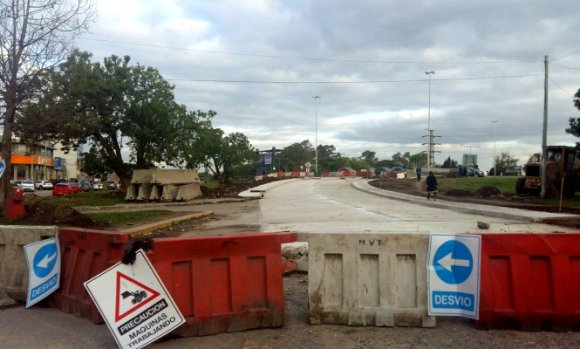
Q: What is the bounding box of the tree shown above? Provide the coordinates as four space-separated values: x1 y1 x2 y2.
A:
80 146 109 179
391 152 411 167
566 89 580 146
317 144 346 171
441 156 458 168
494 152 519 175
360 150 378 166
0 0 95 206
20 51 193 188
280 140 314 171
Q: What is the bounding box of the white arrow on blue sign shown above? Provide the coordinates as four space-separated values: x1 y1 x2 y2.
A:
24 237 61 308
427 234 481 319
0 159 5 179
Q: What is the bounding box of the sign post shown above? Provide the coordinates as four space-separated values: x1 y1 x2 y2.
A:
24 237 61 308
84 250 184 349
427 233 481 319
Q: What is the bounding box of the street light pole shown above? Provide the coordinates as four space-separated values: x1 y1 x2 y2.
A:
425 71 435 174
492 120 498 176
313 96 320 174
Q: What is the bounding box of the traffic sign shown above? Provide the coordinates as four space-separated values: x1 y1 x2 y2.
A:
84 250 184 349
24 237 60 308
427 233 481 319
0 159 5 178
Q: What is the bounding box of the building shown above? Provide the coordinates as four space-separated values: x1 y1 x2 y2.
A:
53 142 82 180
0 133 54 180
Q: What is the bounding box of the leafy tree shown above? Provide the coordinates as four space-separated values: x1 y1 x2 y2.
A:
20 51 194 188
566 89 580 146
441 156 458 168
409 152 428 168
80 146 109 179
280 140 314 171
494 152 519 175
0 0 95 206
317 144 345 172
391 152 411 167
360 150 378 166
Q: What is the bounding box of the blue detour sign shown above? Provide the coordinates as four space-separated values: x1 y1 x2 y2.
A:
427 234 481 319
24 237 61 308
0 159 5 178
433 240 473 284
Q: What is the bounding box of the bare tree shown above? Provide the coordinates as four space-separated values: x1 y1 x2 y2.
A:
0 0 95 207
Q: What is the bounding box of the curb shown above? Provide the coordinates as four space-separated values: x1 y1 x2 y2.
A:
351 179 580 223
121 211 214 238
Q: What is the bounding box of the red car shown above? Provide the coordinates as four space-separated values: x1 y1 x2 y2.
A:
52 183 74 196
69 181 82 193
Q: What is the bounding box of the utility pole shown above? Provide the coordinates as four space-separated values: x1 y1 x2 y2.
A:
425 71 435 173
312 96 320 174
541 55 548 198
492 121 498 176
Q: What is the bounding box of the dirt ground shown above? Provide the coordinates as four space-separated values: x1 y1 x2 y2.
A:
369 178 580 228
166 272 580 349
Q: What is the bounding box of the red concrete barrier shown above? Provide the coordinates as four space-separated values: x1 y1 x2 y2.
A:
321 171 329 177
277 171 285 177
146 231 297 336
51 228 128 323
475 233 580 331
291 171 300 177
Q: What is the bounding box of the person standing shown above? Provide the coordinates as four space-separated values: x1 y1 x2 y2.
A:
426 171 438 200
416 166 421 182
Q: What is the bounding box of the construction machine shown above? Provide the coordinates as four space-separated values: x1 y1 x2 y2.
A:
516 145 580 197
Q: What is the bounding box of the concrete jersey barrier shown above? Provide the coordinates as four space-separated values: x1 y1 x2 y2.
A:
0 225 57 302
302 232 435 328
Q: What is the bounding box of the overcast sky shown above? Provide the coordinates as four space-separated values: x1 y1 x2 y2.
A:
76 0 580 170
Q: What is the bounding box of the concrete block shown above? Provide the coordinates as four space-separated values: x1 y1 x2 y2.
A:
0 226 57 302
125 184 138 201
149 185 162 201
151 169 201 185
130 169 153 184
136 184 151 201
161 184 179 201
304 233 435 328
175 183 202 201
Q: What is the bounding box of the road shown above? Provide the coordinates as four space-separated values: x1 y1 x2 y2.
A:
180 177 574 236
3 178 579 348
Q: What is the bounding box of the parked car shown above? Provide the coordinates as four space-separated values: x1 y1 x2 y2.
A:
467 167 486 177
107 181 118 190
35 180 54 190
19 179 35 192
69 181 82 193
80 180 92 192
93 180 103 190
373 167 389 177
52 183 74 196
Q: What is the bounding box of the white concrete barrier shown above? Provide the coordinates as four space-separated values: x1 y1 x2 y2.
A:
0 226 57 302
127 169 202 201
302 232 435 328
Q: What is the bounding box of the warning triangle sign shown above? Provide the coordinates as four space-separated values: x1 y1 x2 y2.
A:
115 272 160 322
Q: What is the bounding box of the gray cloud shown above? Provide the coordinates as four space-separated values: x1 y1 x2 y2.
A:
77 0 580 170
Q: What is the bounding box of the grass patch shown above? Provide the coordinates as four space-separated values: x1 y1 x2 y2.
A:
85 210 175 226
438 177 518 194
27 190 126 207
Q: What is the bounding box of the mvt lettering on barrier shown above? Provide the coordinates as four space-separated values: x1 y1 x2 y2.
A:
84 250 184 349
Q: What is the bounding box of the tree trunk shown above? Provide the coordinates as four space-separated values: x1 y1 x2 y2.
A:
0 97 17 208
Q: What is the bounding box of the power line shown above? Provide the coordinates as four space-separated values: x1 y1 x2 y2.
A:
166 73 542 84
79 36 541 65
551 62 580 71
553 49 580 61
549 77 574 97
